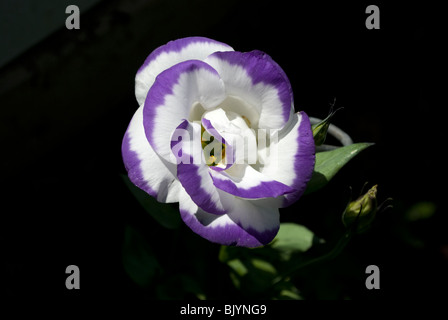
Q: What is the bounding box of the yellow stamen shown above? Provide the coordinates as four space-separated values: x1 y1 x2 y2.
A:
206 155 217 166
201 125 226 167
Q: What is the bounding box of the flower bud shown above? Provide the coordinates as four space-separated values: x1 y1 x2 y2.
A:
342 185 378 233
312 108 340 146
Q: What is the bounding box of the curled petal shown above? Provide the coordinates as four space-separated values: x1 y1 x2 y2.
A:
258 111 315 207
204 50 293 130
143 60 226 162
122 105 182 203
201 107 255 168
201 117 235 171
171 120 232 215
135 37 233 105
201 107 296 199
179 188 279 247
210 164 294 199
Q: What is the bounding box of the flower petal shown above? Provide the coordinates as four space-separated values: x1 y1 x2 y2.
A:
144 60 226 162
122 105 182 203
204 50 293 129
258 111 315 207
171 120 232 214
179 188 279 247
135 37 233 105
210 164 294 199
201 107 295 199
201 107 256 167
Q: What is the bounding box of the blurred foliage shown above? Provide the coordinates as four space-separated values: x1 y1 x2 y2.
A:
405 201 436 222
218 222 328 300
122 225 161 287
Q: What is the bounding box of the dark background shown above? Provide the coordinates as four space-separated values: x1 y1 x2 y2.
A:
1 0 444 300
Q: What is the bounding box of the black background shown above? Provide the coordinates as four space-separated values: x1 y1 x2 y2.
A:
1 0 444 301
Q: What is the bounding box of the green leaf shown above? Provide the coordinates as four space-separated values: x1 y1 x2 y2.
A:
271 223 315 258
121 174 181 229
275 282 303 300
122 225 161 288
250 258 277 275
234 258 279 297
305 143 374 194
227 259 249 277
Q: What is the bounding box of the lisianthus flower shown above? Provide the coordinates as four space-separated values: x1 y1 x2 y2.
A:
122 37 315 247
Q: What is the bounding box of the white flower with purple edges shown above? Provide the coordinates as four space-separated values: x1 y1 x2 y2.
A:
122 37 315 247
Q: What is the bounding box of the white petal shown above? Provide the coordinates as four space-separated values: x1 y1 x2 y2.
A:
179 187 279 247
135 37 233 105
122 105 181 203
204 50 293 130
258 111 315 207
171 120 233 214
143 60 226 163
210 164 294 199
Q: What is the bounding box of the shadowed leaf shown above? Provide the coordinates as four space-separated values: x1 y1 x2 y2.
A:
121 174 181 229
122 225 161 287
306 143 374 194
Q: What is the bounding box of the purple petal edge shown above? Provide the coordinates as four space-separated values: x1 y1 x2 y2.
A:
283 111 316 206
208 50 293 125
121 131 158 199
137 37 233 74
172 120 226 215
143 59 221 153
211 171 295 199
180 207 279 247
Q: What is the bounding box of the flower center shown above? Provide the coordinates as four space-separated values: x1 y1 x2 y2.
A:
201 125 226 166
201 107 258 167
